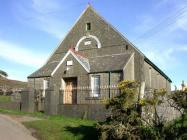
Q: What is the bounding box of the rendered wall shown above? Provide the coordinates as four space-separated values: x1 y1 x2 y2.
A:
144 61 171 91
123 54 134 80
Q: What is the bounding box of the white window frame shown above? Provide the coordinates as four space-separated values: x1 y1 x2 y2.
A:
66 60 73 66
43 79 49 90
43 79 49 97
91 75 100 97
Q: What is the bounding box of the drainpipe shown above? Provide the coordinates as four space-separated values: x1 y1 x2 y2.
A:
108 72 111 98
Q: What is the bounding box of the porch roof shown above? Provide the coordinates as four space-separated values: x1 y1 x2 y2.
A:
28 52 132 78
28 61 59 78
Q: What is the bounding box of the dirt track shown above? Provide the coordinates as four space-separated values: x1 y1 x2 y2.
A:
0 114 37 140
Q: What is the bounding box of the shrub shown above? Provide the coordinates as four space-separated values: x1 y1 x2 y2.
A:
97 81 142 140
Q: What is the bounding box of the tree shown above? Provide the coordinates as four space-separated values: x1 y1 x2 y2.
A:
0 70 8 77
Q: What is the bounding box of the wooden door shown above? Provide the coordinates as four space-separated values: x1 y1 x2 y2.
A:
64 78 77 104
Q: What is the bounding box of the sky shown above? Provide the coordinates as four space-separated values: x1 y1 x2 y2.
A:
0 0 187 89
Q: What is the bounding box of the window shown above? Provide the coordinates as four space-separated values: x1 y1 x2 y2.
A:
84 41 91 45
91 75 100 97
66 60 73 66
126 45 128 50
43 80 49 89
43 79 49 97
86 22 91 31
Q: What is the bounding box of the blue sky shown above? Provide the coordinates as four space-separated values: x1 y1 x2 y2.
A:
0 0 187 89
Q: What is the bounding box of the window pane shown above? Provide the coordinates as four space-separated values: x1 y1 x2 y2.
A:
91 75 100 97
86 23 91 31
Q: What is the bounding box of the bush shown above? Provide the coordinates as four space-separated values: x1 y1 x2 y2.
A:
97 81 142 140
164 115 187 140
139 126 158 140
97 80 187 140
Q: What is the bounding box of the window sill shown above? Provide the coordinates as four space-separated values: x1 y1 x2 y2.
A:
85 96 102 100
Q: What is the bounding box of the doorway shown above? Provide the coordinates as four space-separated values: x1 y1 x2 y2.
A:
63 77 77 104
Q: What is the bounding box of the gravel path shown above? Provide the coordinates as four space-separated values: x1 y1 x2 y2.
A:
0 114 38 140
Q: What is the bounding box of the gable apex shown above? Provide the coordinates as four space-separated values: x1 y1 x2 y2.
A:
51 49 90 76
42 5 97 65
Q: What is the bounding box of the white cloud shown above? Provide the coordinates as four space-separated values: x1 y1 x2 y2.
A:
140 44 177 71
154 0 170 8
180 47 187 51
0 40 48 67
32 0 60 13
175 10 187 31
13 0 68 39
134 15 155 34
8 74 27 82
133 1 187 72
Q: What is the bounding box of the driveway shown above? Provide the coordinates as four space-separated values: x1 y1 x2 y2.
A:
0 114 37 140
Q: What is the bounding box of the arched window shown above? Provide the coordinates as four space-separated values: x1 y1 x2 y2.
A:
75 35 101 51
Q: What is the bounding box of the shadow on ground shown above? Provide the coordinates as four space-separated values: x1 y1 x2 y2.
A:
65 125 98 140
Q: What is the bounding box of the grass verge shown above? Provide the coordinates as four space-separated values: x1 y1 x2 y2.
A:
23 115 98 140
0 95 11 103
0 108 45 118
0 108 98 140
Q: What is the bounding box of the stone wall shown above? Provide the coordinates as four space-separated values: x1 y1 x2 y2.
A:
44 88 57 115
28 77 50 90
20 89 35 112
0 102 21 111
58 104 109 121
0 93 22 111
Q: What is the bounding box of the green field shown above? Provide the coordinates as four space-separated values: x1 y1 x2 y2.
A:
0 95 11 103
23 116 98 140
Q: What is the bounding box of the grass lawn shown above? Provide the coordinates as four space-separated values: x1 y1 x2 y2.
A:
0 108 98 140
23 115 98 140
0 95 11 103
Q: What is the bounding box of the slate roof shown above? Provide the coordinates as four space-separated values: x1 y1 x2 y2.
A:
89 53 132 73
28 61 59 78
28 50 132 78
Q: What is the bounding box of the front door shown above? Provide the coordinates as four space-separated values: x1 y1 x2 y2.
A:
64 78 77 104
